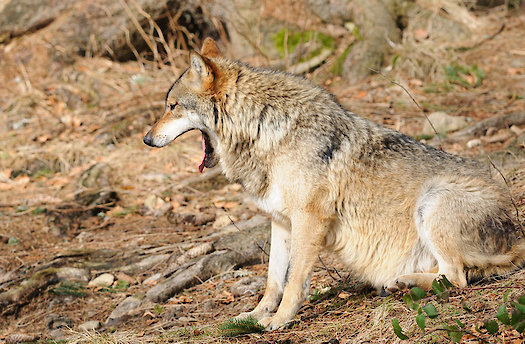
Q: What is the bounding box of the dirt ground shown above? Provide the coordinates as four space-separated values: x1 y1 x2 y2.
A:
1 5 525 344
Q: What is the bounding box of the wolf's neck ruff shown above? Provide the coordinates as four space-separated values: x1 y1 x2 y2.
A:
203 58 361 197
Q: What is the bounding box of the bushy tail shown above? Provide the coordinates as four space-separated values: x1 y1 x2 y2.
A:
467 241 525 281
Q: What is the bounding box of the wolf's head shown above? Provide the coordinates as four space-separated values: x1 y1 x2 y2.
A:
143 38 223 172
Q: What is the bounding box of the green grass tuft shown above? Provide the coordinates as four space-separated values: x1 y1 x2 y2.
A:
52 281 87 297
218 316 265 337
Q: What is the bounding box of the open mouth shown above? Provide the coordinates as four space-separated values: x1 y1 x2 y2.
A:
198 130 217 173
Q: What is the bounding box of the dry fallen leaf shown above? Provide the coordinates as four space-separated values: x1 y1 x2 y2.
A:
338 291 351 299
507 67 524 75
216 290 235 304
355 91 368 99
142 311 155 318
115 272 136 284
169 295 193 304
36 135 51 143
47 176 70 188
214 201 238 209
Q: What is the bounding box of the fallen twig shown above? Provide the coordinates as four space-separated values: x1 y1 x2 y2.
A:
318 255 342 282
455 23 505 52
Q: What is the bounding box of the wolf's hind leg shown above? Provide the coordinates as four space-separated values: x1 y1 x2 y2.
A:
236 219 290 321
385 250 468 292
386 181 474 293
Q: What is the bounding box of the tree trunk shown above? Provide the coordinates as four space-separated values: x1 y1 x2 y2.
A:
343 0 401 82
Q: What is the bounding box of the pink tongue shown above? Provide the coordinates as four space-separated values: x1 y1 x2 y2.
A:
198 134 205 173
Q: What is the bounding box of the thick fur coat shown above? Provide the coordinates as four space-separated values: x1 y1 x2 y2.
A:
143 38 525 330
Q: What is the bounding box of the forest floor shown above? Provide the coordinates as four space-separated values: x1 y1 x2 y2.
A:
1 5 525 344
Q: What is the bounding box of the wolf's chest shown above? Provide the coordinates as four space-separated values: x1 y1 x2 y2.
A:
252 182 287 221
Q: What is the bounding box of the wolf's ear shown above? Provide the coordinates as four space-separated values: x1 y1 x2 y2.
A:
201 37 222 58
189 51 212 80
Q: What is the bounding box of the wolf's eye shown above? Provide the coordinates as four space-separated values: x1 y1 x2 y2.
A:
170 103 177 111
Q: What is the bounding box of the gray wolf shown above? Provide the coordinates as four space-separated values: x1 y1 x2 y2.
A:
143 38 525 330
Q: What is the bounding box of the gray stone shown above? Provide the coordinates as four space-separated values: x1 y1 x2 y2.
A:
48 329 67 341
141 195 173 217
78 320 101 331
56 267 90 282
105 296 143 326
422 112 469 136
467 138 482 148
230 276 266 296
45 314 73 330
88 273 114 287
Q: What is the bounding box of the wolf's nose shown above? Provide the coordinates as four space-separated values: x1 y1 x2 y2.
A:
143 131 154 147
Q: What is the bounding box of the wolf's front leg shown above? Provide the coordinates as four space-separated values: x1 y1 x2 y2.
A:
236 218 290 320
259 212 328 330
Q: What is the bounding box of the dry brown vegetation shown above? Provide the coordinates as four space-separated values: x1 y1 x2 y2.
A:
1 1 525 343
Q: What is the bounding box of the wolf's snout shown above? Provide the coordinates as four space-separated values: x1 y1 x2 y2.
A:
143 131 154 147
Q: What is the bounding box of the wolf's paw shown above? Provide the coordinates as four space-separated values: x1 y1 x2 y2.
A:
234 310 268 321
384 278 411 294
377 286 391 297
259 315 288 331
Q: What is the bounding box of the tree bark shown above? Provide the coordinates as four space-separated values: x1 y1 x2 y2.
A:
343 0 401 82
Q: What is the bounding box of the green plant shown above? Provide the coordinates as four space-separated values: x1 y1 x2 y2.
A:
114 205 138 217
32 167 53 178
331 45 353 76
218 316 265 337
272 29 334 63
52 281 87 297
309 285 340 303
7 237 19 245
32 206 46 215
153 304 163 315
392 276 525 342
445 64 485 88
100 279 129 293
